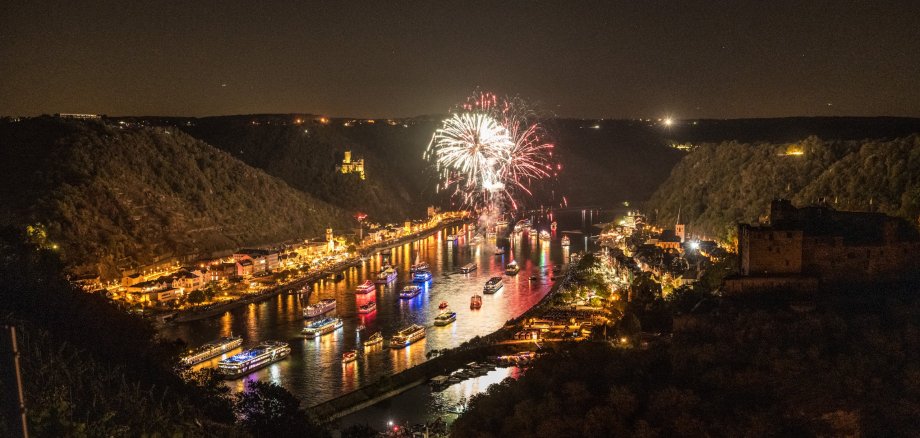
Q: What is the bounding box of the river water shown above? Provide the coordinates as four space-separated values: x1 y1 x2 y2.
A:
159 209 614 407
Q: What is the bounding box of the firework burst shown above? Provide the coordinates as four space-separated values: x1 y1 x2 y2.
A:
426 92 558 212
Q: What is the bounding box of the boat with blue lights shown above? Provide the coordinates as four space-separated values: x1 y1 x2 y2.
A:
412 270 432 282
376 266 397 284
217 341 290 379
302 317 344 339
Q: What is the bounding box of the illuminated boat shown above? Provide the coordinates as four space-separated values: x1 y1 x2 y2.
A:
495 248 505 255
303 298 336 318
412 270 432 282
217 341 290 379
505 261 520 275
539 230 551 241
179 335 243 367
363 331 383 348
410 261 430 273
561 235 571 246
355 280 376 294
302 317 343 339
483 276 504 294
434 311 457 326
399 285 422 299
460 263 477 273
358 301 377 314
496 219 508 227
486 230 497 239
550 221 557 231
390 324 426 349
438 301 448 310
446 234 459 241
470 294 482 309
342 350 357 363
376 266 397 284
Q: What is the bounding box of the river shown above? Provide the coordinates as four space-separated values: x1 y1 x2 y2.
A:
159 209 616 407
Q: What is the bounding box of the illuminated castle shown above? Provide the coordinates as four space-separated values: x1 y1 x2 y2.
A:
338 151 365 179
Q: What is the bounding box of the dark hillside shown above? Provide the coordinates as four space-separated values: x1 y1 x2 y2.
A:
0 117 349 278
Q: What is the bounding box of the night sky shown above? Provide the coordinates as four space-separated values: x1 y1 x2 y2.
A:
2 1 919 119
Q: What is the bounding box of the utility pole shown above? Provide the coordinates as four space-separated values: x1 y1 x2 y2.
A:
1 325 28 438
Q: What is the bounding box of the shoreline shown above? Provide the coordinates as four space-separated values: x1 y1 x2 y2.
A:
169 218 468 324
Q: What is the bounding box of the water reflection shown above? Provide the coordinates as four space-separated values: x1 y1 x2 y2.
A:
160 210 615 406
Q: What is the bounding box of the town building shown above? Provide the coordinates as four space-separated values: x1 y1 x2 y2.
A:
724 200 920 293
233 248 280 276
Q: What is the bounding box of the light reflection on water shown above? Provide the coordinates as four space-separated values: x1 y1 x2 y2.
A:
160 210 614 406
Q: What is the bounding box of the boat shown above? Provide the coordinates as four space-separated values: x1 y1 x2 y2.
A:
470 294 482 309
550 221 557 231
356 324 366 332
399 285 422 299
505 261 520 275
342 350 357 363
472 234 484 243
446 234 459 241
410 260 430 273
355 280 376 294
539 230 551 241
483 276 504 294
460 263 477 273
179 335 243 367
302 317 344 339
495 248 505 255
390 324 426 348
358 301 377 314
438 301 448 310
302 298 336 318
434 311 457 326
496 219 508 227
561 235 571 246
486 230 497 239
375 266 397 284
363 331 383 348
217 341 290 379
412 270 433 282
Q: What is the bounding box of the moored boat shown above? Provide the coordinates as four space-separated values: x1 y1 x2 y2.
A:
483 276 504 294
363 331 383 348
434 311 457 326
303 298 336 318
399 285 422 299
180 335 243 367
470 294 482 309
355 280 376 294
390 324 426 348
358 301 377 314
217 341 290 379
302 317 344 339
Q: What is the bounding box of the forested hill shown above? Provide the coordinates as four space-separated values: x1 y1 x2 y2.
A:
0 117 350 278
646 135 920 241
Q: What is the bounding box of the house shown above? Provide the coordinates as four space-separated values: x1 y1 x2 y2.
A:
233 248 280 276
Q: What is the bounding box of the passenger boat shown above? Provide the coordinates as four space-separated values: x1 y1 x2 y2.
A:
412 270 432 282
410 260 429 273
363 331 383 348
217 341 290 379
434 311 457 326
483 276 504 294
470 294 482 309
302 317 344 339
376 266 397 284
342 350 357 363
438 301 448 310
358 301 377 314
390 324 426 348
446 234 459 241
550 221 557 231
539 230 551 241
505 261 520 275
303 298 336 318
399 285 422 299
179 335 243 367
561 235 571 246
356 324 365 332
460 263 477 273
495 248 505 255
355 280 376 294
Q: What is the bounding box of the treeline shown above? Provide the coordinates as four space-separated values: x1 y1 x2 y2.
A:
0 118 351 278
646 135 920 241
451 286 920 437
0 229 329 436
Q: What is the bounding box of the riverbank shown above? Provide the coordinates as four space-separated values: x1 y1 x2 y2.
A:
171 218 468 324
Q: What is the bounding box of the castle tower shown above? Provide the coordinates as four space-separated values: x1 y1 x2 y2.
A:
343 151 352 164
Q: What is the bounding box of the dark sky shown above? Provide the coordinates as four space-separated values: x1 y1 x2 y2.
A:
2 0 919 118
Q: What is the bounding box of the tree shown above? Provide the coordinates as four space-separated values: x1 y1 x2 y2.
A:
187 289 206 304
234 380 328 438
